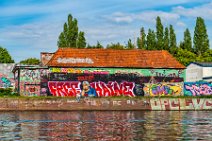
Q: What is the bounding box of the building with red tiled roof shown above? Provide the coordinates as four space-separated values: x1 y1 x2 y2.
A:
46 48 185 69
13 48 186 97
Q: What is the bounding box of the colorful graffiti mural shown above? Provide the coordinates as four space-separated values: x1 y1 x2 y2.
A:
0 63 15 88
15 67 187 97
48 81 139 97
19 68 49 96
150 98 212 110
44 67 185 97
144 83 183 96
24 84 40 96
49 68 185 80
41 52 54 66
184 82 212 96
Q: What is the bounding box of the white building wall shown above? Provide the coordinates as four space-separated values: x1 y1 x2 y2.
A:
186 64 202 82
202 67 212 82
203 67 212 77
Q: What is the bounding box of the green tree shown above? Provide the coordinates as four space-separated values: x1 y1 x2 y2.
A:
137 27 146 49
198 49 212 62
76 31 86 48
126 39 135 49
156 16 164 50
58 32 67 47
0 47 14 63
106 42 125 49
175 48 196 66
193 17 209 56
164 27 169 51
180 28 192 52
57 14 81 48
169 25 177 54
20 58 40 65
146 29 156 50
92 41 103 49
86 44 93 49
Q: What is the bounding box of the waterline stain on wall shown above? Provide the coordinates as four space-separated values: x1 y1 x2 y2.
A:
0 98 211 111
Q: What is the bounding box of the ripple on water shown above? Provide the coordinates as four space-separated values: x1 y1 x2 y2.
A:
0 111 211 141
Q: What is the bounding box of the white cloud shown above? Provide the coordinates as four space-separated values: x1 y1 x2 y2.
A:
84 25 137 46
111 12 133 23
173 2 212 20
134 11 180 24
104 11 180 25
0 21 62 61
176 21 186 27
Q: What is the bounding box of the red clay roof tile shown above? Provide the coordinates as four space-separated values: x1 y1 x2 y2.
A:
46 48 185 69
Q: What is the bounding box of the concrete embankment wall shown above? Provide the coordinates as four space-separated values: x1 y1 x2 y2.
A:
0 98 211 111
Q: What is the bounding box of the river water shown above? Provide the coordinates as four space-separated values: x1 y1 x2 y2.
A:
0 111 211 141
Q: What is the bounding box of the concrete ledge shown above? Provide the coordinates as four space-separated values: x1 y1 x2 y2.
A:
0 98 211 111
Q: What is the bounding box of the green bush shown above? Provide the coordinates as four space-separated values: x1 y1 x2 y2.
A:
0 88 19 97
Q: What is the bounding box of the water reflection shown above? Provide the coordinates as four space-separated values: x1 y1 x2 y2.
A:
0 111 211 140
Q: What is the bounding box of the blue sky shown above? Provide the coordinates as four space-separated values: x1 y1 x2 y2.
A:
0 0 212 62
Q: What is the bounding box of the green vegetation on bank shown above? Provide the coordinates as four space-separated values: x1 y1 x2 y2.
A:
0 88 18 97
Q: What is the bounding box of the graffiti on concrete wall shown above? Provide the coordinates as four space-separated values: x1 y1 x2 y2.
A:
17 67 185 97
49 68 185 81
41 52 54 66
144 83 183 96
24 84 40 96
184 82 212 96
150 98 212 110
45 69 185 97
19 68 49 96
48 81 142 97
20 69 40 82
0 63 15 88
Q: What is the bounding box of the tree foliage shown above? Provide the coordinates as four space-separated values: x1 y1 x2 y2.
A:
146 29 156 50
137 27 146 49
57 14 86 48
175 48 196 66
126 39 135 49
164 27 169 51
20 58 40 65
193 17 209 56
107 42 125 49
183 28 192 52
0 47 14 63
76 31 86 48
169 25 177 54
156 16 164 50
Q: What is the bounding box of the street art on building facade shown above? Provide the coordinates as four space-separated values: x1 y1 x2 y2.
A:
144 83 183 96
184 82 212 96
46 67 185 97
19 68 49 96
0 64 15 88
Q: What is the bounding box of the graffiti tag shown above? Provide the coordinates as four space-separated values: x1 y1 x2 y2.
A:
47 81 136 97
184 83 212 96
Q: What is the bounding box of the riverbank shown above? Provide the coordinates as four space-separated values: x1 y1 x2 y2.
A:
0 97 211 111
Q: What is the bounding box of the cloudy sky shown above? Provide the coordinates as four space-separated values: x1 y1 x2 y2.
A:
0 0 212 62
